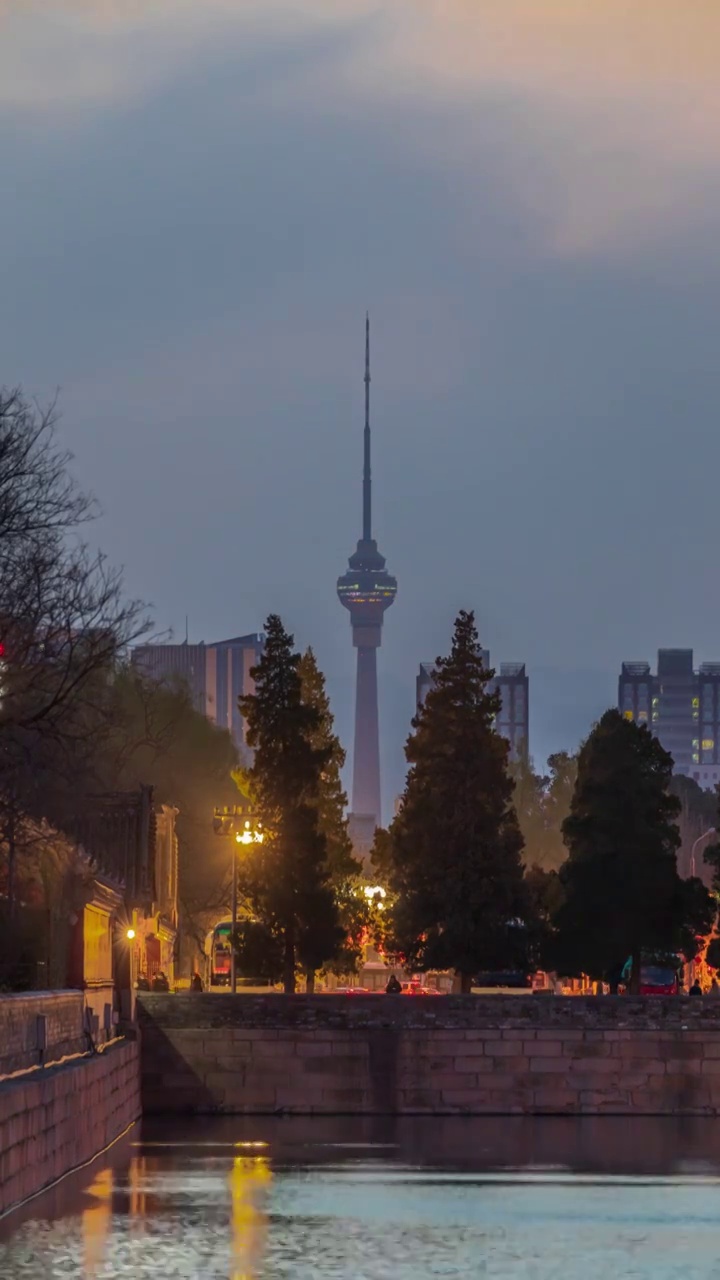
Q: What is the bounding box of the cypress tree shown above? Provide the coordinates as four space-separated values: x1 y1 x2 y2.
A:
298 648 361 987
555 709 715 989
383 610 526 992
239 616 340 993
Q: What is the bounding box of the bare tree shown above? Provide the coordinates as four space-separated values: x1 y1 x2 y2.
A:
0 388 149 917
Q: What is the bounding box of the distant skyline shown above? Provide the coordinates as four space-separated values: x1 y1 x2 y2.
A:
2 3 720 818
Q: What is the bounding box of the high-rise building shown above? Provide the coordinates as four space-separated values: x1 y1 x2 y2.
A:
618 648 720 787
337 317 397 850
132 633 264 753
416 652 529 759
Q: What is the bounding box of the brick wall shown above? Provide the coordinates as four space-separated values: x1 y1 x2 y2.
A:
138 994 720 1116
0 1039 140 1217
0 991 86 1076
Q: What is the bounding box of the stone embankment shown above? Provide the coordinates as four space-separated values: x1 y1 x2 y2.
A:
0 992 140 1218
138 993 720 1117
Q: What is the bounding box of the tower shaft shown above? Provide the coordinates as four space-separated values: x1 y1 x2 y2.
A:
363 313 371 543
351 645 381 823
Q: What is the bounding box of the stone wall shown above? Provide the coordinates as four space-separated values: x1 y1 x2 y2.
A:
0 1039 140 1217
138 994 720 1116
0 991 86 1076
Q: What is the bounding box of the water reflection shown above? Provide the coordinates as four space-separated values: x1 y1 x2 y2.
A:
5 1118 720 1277
229 1155 271 1280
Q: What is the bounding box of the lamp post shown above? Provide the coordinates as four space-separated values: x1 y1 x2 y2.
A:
213 807 264 994
691 828 716 878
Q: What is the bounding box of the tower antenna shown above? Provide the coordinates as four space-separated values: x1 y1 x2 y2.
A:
363 312 371 543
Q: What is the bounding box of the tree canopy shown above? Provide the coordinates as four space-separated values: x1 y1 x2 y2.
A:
239 615 341 992
553 709 715 988
380 610 527 991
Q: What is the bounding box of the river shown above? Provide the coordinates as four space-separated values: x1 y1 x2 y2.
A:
2 1116 720 1277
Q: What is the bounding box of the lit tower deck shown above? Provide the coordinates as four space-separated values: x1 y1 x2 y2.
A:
337 316 397 848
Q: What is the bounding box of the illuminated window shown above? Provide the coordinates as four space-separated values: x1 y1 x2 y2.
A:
638 711 648 721
693 739 700 748
693 697 700 708
703 738 715 750
693 752 700 763
623 710 634 721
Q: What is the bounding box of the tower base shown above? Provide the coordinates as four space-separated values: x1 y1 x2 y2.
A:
348 812 377 867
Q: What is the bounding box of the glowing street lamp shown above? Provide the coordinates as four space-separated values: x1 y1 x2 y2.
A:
213 806 263 993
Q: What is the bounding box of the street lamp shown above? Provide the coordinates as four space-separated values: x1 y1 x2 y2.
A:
691 828 716 878
213 806 263 994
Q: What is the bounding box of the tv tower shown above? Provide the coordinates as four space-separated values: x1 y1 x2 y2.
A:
337 316 397 849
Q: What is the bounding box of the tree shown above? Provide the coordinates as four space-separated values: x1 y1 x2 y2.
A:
381 610 527 992
511 751 577 873
554 710 715 990
96 669 240 962
298 648 361 986
0 389 147 921
239 616 341 993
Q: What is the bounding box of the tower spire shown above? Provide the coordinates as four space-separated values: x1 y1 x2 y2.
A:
363 312 371 543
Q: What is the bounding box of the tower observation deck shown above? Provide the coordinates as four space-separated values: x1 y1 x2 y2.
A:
337 316 397 844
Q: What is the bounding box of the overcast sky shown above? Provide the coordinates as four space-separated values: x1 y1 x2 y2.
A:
2 1 720 815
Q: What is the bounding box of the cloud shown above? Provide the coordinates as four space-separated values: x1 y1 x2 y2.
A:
4 2 720 254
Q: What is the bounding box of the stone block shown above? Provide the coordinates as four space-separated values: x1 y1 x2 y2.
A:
528 1057 572 1074
525 1040 562 1056
532 1088 580 1112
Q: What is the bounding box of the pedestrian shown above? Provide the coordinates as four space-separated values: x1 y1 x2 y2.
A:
152 971 170 992
190 971 204 992
385 973 402 994
690 978 703 996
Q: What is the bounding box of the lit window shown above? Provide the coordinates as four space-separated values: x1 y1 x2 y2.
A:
693 697 700 707
703 738 715 750
638 711 648 721
623 710 634 721
693 752 700 763
693 739 700 748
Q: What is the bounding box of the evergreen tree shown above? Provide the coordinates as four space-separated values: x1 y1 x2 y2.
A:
239 616 341 993
554 709 715 990
382 610 527 992
298 648 362 987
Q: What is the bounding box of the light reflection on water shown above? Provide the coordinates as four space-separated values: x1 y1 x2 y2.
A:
4 1118 720 1278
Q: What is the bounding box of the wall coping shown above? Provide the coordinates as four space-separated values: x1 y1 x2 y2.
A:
0 990 82 1004
136 993 720 1032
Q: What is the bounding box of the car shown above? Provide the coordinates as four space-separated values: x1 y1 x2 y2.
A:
401 981 441 996
473 971 532 990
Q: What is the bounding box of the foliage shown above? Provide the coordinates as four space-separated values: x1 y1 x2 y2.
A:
298 648 363 980
231 920 284 983
0 388 147 930
239 616 342 992
705 937 720 971
83 668 239 961
379 610 527 991
553 709 715 987
510 751 577 873
524 864 564 971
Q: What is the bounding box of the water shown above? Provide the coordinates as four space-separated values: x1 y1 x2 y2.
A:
3 1118 720 1278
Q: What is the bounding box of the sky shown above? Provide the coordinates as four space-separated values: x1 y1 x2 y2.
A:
2 1 720 817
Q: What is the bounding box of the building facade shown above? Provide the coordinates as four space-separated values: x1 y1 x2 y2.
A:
618 648 720 787
416 651 529 759
132 633 264 752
